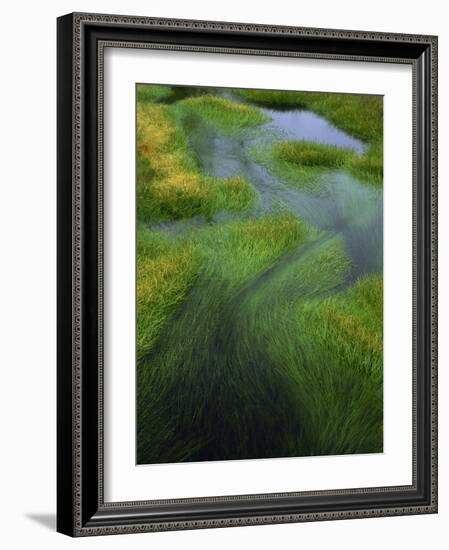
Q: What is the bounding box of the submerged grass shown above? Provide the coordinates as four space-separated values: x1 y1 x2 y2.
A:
137 213 313 463
136 230 200 361
281 274 383 454
349 142 383 183
135 85 383 464
137 102 257 222
236 239 382 456
136 213 310 360
137 214 383 463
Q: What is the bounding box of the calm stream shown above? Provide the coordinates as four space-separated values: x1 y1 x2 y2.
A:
153 100 383 281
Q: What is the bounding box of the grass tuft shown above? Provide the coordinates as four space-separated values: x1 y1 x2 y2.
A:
253 139 382 191
137 230 200 361
137 102 257 222
264 273 383 456
275 141 353 167
175 95 269 133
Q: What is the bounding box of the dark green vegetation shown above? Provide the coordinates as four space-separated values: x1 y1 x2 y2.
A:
136 84 383 464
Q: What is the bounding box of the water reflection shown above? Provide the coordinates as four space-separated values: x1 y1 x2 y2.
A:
262 108 366 153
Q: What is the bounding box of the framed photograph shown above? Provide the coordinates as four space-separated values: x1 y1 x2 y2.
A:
57 12 438 536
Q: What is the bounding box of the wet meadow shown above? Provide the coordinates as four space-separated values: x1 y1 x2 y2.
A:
136 84 383 464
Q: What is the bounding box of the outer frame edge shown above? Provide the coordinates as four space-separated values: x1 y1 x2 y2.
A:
56 12 76 538
59 11 438 537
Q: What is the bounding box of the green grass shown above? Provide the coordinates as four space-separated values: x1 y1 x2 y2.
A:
252 139 382 191
136 230 200 361
136 84 176 104
251 142 342 194
173 95 269 133
136 213 310 362
137 102 257 222
235 88 383 187
135 85 383 464
194 212 311 285
280 274 383 454
275 141 351 167
137 216 382 463
233 239 382 456
349 142 383 183
232 89 313 109
233 89 383 143
137 214 314 463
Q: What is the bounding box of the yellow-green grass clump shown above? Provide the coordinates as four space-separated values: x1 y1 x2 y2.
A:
264 273 383 456
176 95 269 133
275 140 383 185
299 274 383 451
318 274 383 360
137 102 257 222
295 273 383 376
136 230 200 361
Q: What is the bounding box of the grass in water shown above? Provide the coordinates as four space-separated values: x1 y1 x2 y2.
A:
173 95 269 133
275 141 353 167
136 230 200 361
137 214 313 463
137 217 382 463
135 84 383 463
137 102 257 222
283 274 383 454
236 88 383 186
253 139 382 191
233 88 383 143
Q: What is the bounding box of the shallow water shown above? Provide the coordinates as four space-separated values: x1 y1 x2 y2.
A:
161 105 383 280
261 107 367 153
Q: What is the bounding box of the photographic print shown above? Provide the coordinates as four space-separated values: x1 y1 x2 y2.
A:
136 84 383 465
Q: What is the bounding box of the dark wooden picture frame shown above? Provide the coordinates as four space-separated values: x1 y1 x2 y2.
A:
57 12 438 537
